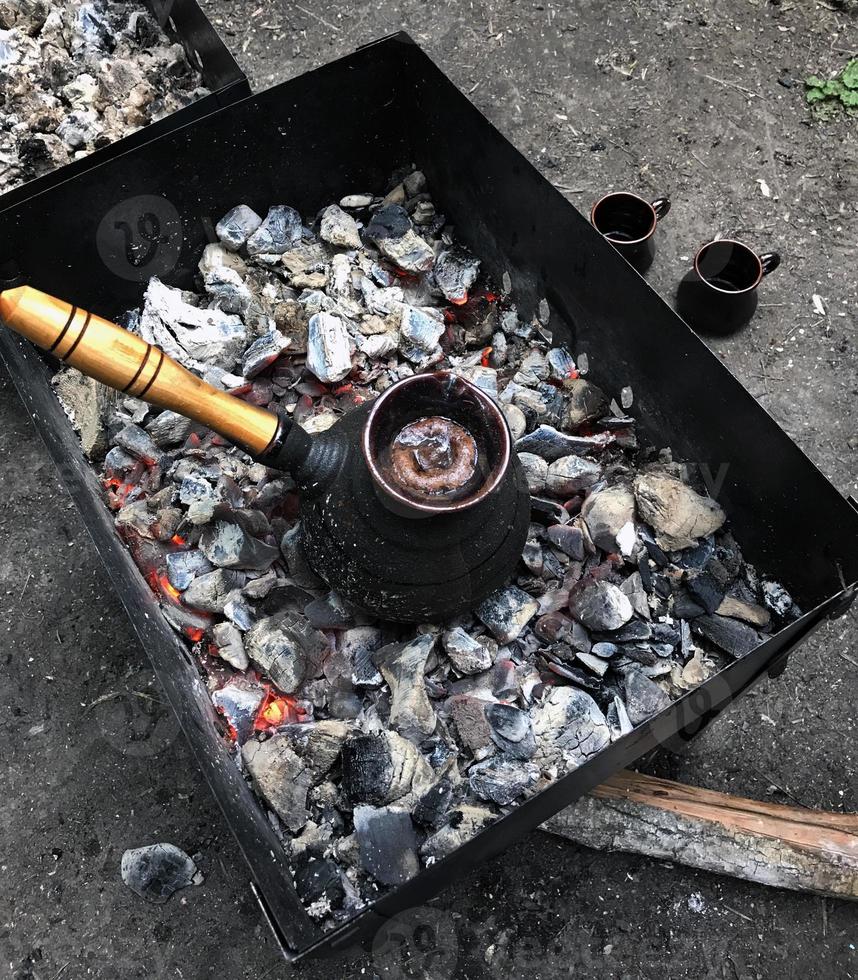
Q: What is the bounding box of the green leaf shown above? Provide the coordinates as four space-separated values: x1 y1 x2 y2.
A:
841 59 858 90
805 87 828 103
822 78 846 97
840 88 858 107
804 75 825 88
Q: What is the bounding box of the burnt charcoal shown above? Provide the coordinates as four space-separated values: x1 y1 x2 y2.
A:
247 205 303 255
341 731 421 805
242 329 290 378
606 694 634 739
762 580 799 618
530 496 571 526
570 582 633 632
442 628 495 675
620 570 651 620
366 205 434 272
532 686 611 769
305 592 356 629
224 593 255 632
216 204 262 251
434 245 481 303
576 650 611 677
365 203 412 240
638 528 670 567
399 306 445 362
674 592 706 619
521 538 544 576
285 720 352 776
545 658 602 691
373 635 437 740
351 641 384 688
485 703 536 760
476 586 539 643
305 311 352 383
328 688 363 720
114 423 163 466
562 378 610 430
121 844 202 905
242 569 278 601
634 472 726 551
200 520 279 571
293 852 344 907
212 621 249 670
280 525 325 590
687 569 726 614
693 614 763 659
650 622 681 646
165 550 213 591
614 655 672 678
681 619 695 659
242 735 311 832
146 410 194 447
674 537 715 570
590 641 620 658
502 402 526 439
716 595 771 628
546 524 584 560
183 568 245 613
581 485 636 554
468 756 539 806
421 805 496 863
593 620 652 644
318 204 362 250
245 617 312 693
448 695 492 754
413 778 454 827
516 424 612 461
517 452 548 494
211 677 266 744
353 806 420 887
622 669 671 726
545 455 602 497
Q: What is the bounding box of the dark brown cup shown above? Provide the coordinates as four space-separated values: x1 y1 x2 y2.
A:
590 192 671 273
676 239 781 336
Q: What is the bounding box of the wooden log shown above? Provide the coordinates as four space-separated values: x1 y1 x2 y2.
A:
543 770 858 900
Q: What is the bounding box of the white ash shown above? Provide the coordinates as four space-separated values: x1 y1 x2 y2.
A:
0 0 210 194
61 169 805 931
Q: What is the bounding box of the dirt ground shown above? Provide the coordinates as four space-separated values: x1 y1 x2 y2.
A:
1 1 856 977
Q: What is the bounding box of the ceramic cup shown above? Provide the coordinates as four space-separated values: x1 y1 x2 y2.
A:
590 191 671 273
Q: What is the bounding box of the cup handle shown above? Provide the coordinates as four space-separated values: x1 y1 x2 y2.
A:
651 197 671 221
759 251 780 276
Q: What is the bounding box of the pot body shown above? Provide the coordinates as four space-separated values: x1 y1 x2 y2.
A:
296 402 531 622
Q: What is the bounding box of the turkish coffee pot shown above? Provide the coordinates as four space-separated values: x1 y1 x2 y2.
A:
0 283 531 622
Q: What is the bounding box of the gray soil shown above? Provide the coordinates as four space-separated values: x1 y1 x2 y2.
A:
1 1 856 977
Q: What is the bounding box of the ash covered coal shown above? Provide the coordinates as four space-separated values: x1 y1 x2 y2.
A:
58 168 802 931
0 0 209 193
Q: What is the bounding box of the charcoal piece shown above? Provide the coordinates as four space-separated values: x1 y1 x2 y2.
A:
246 205 303 255
353 806 420 887
686 569 726 614
521 538 544 576
606 694 634 739
366 205 434 272
328 689 363 720
211 677 266 744
674 592 706 619
545 455 602 497
476 586 539 644
318 204 362 249
421 805 496 862
365 203 412 240
570 582 633 632
212 621 249 670
434 245 480 302
530 496 571 526
716 595 771 628
242 569 278 601
114 423 163 466
224 593 255 632
242 735 311 832
562 378 609 429
442 627 495 675
545 659 602 691
693 614 763 659
614 655 672 678
305 591 356 629
245 616 314 694
216 204 263 251
373 635 437 740
200 520 279 571
340 193 374 208
680 619 695 658
515 424 611 462
242 329 290 378
341 731 421 805
399 305 445 361
403 170 427 195
581 485 637 553
468 756 539 806
622 669 671 726
120 844 202 905
590 641 620 658
674 537 715 570
634 472 726 551
293 852 344 907
546 524 584 560
165 550 213 591
593 620 652 643
146 410 194 447
280 525 326 590
650 622 681 645
517 452 548 495
285 720 351 775
413 778 454 827
306 311 352 383
485 703 536 760
532 686 611 769
761 580 798 618
448 695 492 753
576 651 610 677
182 568 245 613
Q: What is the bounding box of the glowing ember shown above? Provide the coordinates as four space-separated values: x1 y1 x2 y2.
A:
481 346 493 367
253 687 305 731
170 534 188 547
185 627 205 642
450 292 469 306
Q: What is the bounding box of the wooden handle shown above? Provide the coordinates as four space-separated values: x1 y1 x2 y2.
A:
0 285 281 457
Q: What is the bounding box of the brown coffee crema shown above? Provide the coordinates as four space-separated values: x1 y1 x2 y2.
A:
389 416 478 497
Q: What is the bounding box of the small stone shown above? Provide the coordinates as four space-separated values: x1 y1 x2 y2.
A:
353 806 419 887
570 582 634 631
476 586 539 643
517 452 548 495
634 472 726 551
306 311 352 383
545 455 602 497
216 204 263 251
121 844 202 904
622 669 671 726
319 204 362 249
242 735 311 832
247 205 303 255
582 486 637 553
442 627 495 674
340 193 374 208
200 521 279 571
469 756 539 805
